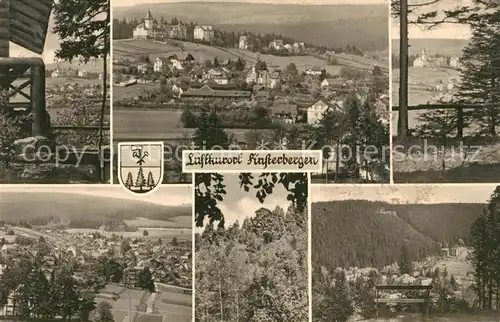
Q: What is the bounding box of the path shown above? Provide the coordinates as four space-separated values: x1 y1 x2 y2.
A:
146 292 157 313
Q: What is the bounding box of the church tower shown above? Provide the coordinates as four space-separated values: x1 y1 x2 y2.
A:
145 10 153 30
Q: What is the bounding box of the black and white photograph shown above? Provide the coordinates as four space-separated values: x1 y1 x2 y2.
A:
112 0 390 184
194 173 308 321
0 0 111 184
311 184 500 321
392 0 500 183
0 186 192 322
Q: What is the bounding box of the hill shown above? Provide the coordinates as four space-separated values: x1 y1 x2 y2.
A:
114 2 388 51
114 38 387 73
392 38 469 57
311 200 484 270
1 192 192 228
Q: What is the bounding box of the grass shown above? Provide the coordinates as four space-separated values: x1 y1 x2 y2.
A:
113 83 158 101
394 163 500 183
113 108 271 142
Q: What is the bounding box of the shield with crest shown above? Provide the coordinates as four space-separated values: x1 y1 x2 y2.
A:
118 142 164 194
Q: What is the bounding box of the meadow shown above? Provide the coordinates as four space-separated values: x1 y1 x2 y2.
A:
113 38 386 73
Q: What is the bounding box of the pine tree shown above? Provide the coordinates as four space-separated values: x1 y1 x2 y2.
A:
316 270 354 322
470 185 500 309
134 168 146 191
125 172 133 188
398 245 411 275
454 4 500 137
192 110 230 150
146 171 155 189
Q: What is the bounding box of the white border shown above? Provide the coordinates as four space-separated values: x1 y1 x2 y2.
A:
388 0 394 184
307 172 312 322
116 141 165 196
109 0 114 185
191 175 196 322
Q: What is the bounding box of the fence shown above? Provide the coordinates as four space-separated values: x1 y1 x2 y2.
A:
393 103 500 139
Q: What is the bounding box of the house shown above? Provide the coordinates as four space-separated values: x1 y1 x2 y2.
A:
204 68 229 84
449 57 460 68
257 70 280 89
413 57 425 67
168 55 183 70
246 67 259 84
78 69 89 78
293 41 305 52
137 63 150 74
239 35 249 50
269 39 284 50
321 78 344 89
284 44 293 52
133 10 156 39
181 85 252 101
305 67 322 76
153 57 170 73
168 24 187 39
194 25 214 42
189 66 204 81
307 99 333 125
51 69 60 78
271 104 297 123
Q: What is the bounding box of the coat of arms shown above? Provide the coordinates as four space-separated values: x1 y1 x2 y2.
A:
118 142 164 194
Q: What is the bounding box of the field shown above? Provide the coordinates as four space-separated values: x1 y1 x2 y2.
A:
96 283 191 322
391 66 460 135
113 39 386 73
1 192 192 228
113 108 273 143
113 83 157 101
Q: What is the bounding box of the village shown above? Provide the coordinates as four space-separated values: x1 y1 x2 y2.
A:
112 11 390 184
0 221 192 320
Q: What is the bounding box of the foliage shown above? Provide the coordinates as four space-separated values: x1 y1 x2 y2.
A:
0 90 32 167
137 267 155 292
192 110 230 149
470 185 500 310
454 3 500 137
195 173 308 228
90 301 114 321
53 0 110 62
195 205 308 321
398 245 412 275
315 270 354 322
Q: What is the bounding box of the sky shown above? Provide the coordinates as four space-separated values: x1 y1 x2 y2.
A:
312 184 498 204
113 0 387 7
0 185 192 207
391 0 472 39
196 174 292 232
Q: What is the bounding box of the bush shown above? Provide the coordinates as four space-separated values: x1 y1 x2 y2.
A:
6 229 14 235
143 230 149 236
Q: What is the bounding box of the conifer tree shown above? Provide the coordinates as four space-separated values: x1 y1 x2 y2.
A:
398 245 411 275
125 172 133 188
135 168 146 191
316 270 354 322
146 171 155 188
454 4 500 137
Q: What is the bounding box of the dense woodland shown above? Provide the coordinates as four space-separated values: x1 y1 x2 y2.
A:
195 205 308 322
112 17 366 56
312 186 500 321
312 200 484 270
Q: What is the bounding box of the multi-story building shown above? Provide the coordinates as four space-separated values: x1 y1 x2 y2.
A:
194 25 214 42
239 35 249 50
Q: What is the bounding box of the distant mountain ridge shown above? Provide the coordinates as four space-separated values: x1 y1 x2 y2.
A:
114 2 388 51
312 200 484 270
392 38 469 56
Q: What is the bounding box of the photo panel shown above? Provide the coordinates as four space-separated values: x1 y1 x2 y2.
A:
0 185 193 322
391 0 500 183
111 0 390 184
193 172 309 321
0 0 111 183
311 184 500 321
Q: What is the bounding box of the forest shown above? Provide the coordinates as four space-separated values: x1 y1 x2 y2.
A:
195 205 308 322
312 186 500 321
311 200 484 270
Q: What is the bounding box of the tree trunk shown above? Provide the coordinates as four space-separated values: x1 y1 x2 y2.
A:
218 269 223 321
97 4 110 183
